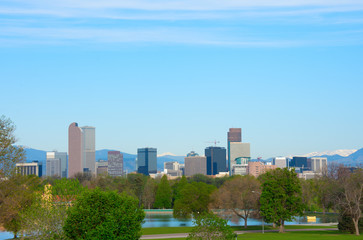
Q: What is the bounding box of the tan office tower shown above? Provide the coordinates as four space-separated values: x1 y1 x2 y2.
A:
68 122 83 178
184 152 207 176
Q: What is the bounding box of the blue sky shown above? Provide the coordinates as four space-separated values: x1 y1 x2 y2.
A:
1 0 363 158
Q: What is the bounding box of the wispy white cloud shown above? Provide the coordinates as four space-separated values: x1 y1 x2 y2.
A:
0 25 361 48
0 0 363 47
1 0 363 20
5 0 363 11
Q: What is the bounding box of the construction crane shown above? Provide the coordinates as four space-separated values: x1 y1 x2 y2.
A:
205 140 220 147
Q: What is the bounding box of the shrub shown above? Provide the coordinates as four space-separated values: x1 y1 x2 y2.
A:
186 212 236 240
63 188 145 240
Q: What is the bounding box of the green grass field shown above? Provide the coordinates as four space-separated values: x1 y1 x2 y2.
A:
146 230 362 240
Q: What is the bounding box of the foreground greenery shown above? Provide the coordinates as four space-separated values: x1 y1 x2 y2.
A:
186 213 236 239
1 116 362 238
64 188 145 240
141 225 338 235
259 168 304 233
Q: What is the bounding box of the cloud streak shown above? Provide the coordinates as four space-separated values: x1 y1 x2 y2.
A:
0 24 361 48
1 0 363 20
4 0 363 11
0 0 363 47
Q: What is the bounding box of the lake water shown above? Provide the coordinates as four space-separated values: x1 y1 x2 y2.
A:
0 232 12 240
142 213 338 228
0 213 338 240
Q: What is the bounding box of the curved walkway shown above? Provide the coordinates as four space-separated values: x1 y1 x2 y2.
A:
140 228 338 239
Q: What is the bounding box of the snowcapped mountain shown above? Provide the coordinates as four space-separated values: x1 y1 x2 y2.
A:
157 152 177 157
303 149 357 158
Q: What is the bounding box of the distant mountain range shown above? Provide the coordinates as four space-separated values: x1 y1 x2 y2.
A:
317 148 363 167
303 149 357 158
21 147 363 176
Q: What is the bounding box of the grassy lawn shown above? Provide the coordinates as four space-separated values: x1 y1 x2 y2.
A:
142 224 337 235
146 231 362 240
240 231 362 239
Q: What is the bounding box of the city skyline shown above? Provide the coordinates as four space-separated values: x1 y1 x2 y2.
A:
8 122 363 159
1 1 363 158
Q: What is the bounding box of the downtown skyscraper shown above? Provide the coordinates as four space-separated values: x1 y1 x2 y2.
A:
46 151 67 178
205 146 226 175
228 128 251 175
136 148 157 176
68 122 95 178
108 151 123 177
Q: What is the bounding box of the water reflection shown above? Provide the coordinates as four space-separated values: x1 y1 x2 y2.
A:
142 213 338 228
0 231 13 240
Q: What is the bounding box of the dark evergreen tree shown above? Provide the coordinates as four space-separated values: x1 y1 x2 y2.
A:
154 175 172 209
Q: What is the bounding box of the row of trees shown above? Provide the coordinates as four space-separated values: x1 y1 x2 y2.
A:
1 115 362 237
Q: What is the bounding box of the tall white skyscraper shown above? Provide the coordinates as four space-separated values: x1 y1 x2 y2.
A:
311 157 328 173
81 126 96 174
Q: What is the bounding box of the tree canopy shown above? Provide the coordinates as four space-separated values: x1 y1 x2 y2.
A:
0 175 42 238
154 175 172 209
210 175 260 228
173 182 216 219
259 168 304 233
21 184 68 240
0 115 25 178
63 188 145 240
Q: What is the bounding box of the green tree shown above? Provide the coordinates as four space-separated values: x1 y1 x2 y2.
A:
0 175 42 238
173 175 188 203
259 168 304 233
174 182 216 218
154 175 172 209
21 184 68 240
0 115 25 178
313 176 335 214
190 174 213 185
186 212 236 240
51 178 85 202
300 179 320 212
142 177 157 209
64 188 145 240
127 173 147 206
210 175 260 228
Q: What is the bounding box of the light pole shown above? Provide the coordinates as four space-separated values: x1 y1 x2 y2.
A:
251 191 264 234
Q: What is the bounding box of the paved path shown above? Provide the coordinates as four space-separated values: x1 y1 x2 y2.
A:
140 228 338 239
